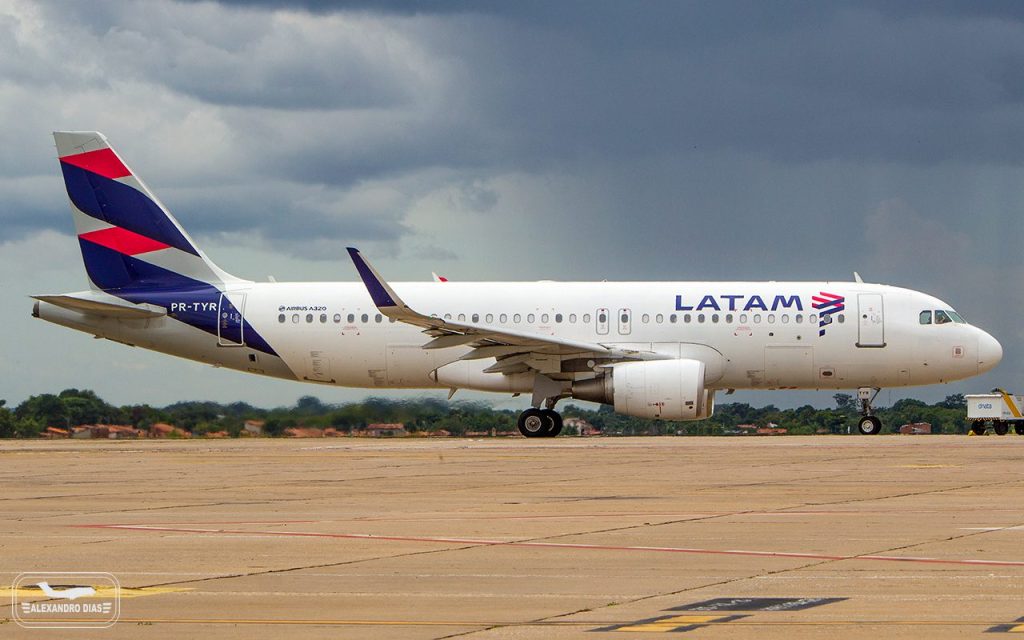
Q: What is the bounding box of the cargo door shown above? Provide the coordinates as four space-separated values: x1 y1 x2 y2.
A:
764 346 814 387
857 293 885 348
217 293 245 346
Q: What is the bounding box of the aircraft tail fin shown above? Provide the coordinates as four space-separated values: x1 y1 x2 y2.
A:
53 131 239 293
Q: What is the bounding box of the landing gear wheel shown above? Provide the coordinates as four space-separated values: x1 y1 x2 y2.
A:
518 408 548 438
1015 424 1024 436
993 420 1010 436
541 409 563 437
971 422 987 436
857 416 882 435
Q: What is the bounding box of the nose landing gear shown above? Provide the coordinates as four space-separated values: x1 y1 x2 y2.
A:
857 387 883 435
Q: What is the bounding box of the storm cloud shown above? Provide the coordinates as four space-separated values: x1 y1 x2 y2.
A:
2 0 1023 407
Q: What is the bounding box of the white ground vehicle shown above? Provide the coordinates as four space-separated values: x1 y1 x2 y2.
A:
965 390 1024 435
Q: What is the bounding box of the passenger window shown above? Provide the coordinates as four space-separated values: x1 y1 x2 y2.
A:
361 313 369 323
598 312 607 323
347 313 355 323
711 314 719 323
684 314 692 323
555 314 563 323
642 313 650 323
500 313 508 323
935 310 952 325
443 313 452 320
472 313 479 322
795 313 802 324
513 314 522 323
485 313 493 323
725 314 733 323
527 313 535 323
306 313 313 323
656 314 664 323
767 314 775 324
583 313 591 323
333 313 341 323
542 313 549 323
458 313 466 321
753 314 762 323
698 314 705 323
375 314 382 323
919 310 932 325
739 314 748 323
292 314 299 323
837 313 844 323
320 314 327 323
278 314 285 323
781 314 789 324
809 314 817 324
568 313 576 323
670 314 677 323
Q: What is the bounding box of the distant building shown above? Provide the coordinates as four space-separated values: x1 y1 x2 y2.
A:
42 427 69 439
150 422 190 438
284 427 324 438
899 422 932 435
242 420 265 436
563 418 600 436
756 427 788 435
365 423 407 437
105 425 143 439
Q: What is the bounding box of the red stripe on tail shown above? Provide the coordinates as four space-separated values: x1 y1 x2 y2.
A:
80 227 171 256
59 148 131 180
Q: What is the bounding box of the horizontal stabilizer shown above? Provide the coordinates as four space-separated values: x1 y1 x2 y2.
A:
32 293 166 319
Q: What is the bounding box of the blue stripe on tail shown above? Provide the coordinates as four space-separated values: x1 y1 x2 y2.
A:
61 162 199 256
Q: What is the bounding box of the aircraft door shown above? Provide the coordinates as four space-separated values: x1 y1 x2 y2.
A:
217 293 245 346
596 308 610 335
857 293 885 348
618 308 632 335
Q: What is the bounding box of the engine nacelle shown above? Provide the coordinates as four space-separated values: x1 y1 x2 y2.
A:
572 359 714 421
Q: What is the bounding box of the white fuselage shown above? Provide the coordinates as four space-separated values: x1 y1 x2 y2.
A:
36 280 1000 396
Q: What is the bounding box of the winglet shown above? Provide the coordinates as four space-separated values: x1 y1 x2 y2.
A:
346 247 405 311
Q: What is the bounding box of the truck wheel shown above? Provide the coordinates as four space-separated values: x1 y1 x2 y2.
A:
971 422 986 436
1016 424 1024 436
994 421 1010 436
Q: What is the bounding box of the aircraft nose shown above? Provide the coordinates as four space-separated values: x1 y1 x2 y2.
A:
978 329 1003 373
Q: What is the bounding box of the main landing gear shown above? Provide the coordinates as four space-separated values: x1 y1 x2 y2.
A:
517 408 563 438
857 387 883 435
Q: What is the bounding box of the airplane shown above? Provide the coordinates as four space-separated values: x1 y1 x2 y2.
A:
34 131 1003 437
36 582 96 600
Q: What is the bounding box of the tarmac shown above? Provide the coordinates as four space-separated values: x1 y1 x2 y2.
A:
1 435 1024 638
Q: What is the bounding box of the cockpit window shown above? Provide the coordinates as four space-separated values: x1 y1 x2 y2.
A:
919 310 932 325
935 310 952 325
947 310 965 323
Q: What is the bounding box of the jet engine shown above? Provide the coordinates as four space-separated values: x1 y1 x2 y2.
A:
572 359 714 420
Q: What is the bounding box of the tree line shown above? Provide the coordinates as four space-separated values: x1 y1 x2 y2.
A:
0 389 973 438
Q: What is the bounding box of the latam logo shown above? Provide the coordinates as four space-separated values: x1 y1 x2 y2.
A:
812 292 845 337
675 294 803 312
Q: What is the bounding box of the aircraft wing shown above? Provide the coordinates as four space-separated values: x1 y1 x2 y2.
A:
347 248 664 373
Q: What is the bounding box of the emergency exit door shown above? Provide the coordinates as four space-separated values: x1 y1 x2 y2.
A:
856 293 885 348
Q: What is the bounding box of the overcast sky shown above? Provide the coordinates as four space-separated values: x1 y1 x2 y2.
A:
2 0 1023 410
